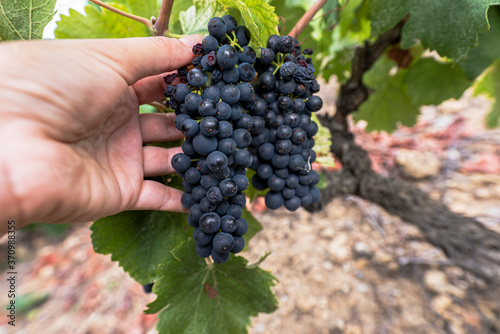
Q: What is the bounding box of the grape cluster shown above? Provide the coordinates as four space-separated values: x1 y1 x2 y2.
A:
247 34 322 211
166 15 322 263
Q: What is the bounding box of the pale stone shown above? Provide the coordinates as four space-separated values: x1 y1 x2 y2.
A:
395 149 441 179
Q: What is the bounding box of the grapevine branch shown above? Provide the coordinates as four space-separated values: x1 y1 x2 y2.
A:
154 0 175 37
289 0 329 38
305 20 500 282
88 0 152 29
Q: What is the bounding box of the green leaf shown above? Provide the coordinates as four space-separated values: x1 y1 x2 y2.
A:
101 0 159 19
354 55 419 132
404 58 472 106
472 60 500 127
0 0 57 41
369 0 500 60
146 239 278 334
179 0 225 35
217 0 279 52
311 113 335 168
169 0 195 34
55 4 152 39
244 169 268 202
241 208 262 248
90 210 191 284
460 6 500 79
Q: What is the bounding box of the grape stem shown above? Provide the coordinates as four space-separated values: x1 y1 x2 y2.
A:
289 0 329 38
225 32 244 52
148 101 168 111
155 0 175 37
88 0 153 30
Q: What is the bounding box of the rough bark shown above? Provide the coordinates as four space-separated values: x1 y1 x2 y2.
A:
306 20 500 282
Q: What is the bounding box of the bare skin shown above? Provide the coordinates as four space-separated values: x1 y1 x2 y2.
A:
0 35 202 234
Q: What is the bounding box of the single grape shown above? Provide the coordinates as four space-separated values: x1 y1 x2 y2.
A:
199 116 219 136
185 167 201 184
231 236 245 253
238 62 256 82
217 45 238 70
193 228 214 245
187 68 208 87
265 191 284 210
202 86 221 102
208 17 227 40
220 84 240 104
180 119 199 137
232 174 249 191
196 244 213 258
220 215 238 233
172 83 191 102
233 217 248 236
202 35 219 53
234 25 250 46
226 204 242 219
238 46 256 63
306 95 323 111
211 248 230 264
223 66 240 84
277 35 295 53
222 14 237 34
220 179 238 197
206 186 223 204
217 121 233 139
198 99 217 117
199 212 221 234
171 153 191 173
193 134 218 155
206 151 228 172
285 196 301 211
232 129 252 148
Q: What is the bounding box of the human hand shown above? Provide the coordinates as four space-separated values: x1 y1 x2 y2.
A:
0 35 201 232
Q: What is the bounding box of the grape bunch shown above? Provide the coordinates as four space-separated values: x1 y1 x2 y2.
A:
166 15 322 263
246 34 322 211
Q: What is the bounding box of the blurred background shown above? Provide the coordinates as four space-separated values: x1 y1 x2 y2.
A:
1 1 500 333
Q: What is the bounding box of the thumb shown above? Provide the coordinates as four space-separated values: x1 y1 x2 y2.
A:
90 34 204 85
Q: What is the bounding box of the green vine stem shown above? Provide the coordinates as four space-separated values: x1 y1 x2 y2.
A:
225 32 244 52
88 0 153 30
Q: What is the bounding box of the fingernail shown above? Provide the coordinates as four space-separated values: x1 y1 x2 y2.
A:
180 34 204 47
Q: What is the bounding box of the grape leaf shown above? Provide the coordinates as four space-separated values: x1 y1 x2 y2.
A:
241 208 262 248
100 0 159 19
169 0 194 34
460 6 500 79
472 60 500 128
55 4 152 39
179 0 226 35
0 0 57 41
146 239 278 334
90 210 191 284
311 0 371 82
354 55 419 132
311 114 335 168
216 0 279 53
369 0 500 60
404 58 472 106
244 169 269 202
